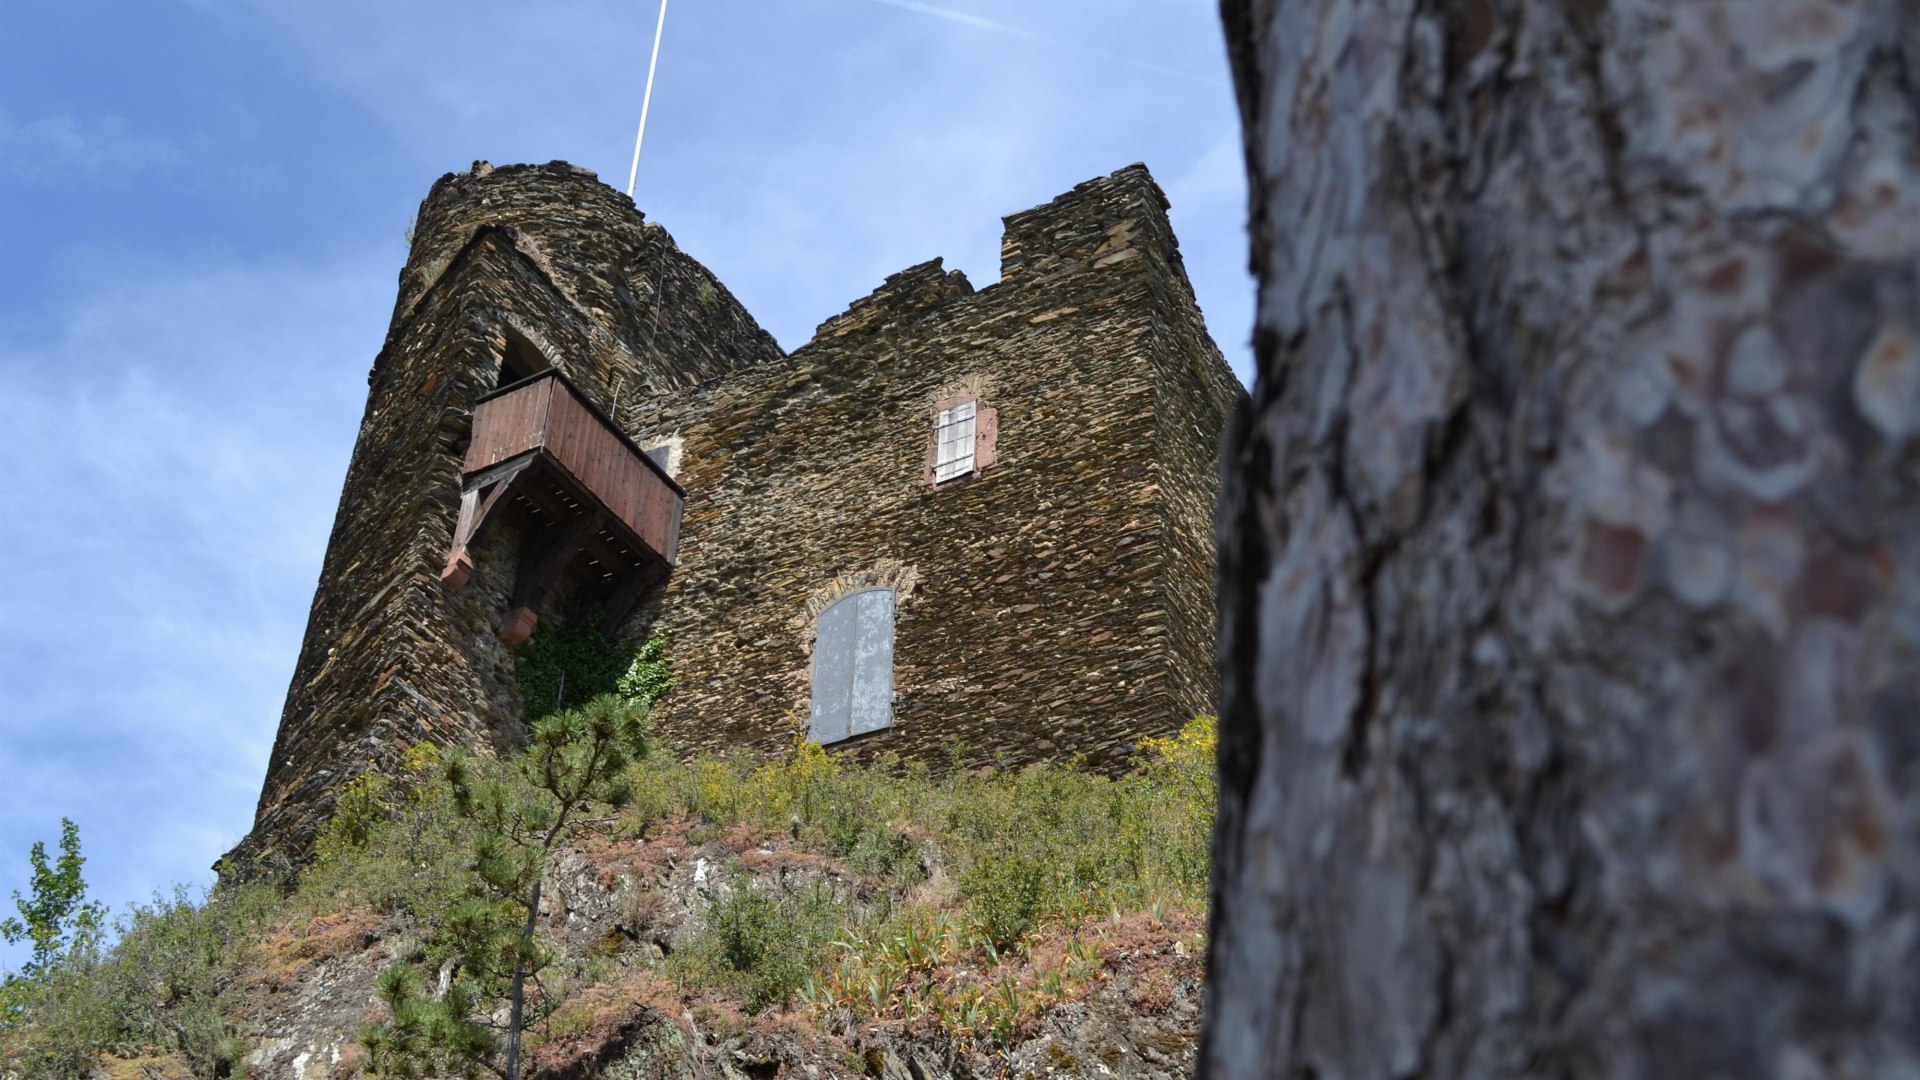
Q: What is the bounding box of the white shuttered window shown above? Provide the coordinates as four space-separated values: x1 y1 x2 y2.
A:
932 400 976 483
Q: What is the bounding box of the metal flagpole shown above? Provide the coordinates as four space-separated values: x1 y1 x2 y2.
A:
627 0 671 198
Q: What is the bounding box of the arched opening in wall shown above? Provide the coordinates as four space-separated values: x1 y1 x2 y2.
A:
809 588 895 745
496 326 552 389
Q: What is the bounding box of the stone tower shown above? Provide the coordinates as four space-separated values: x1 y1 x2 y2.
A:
231 161 1239 868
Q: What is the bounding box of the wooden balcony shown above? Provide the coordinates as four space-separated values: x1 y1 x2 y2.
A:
440 370 683 644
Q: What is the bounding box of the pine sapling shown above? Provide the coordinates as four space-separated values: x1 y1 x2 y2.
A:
361 693 650 1080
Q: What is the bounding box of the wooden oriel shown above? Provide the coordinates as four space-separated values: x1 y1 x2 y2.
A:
466 371 683 563
443 370 684 644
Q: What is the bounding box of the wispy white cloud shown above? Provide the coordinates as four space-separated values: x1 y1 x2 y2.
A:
0 108 186 182
1167 131 1245 215
0 250 388 942
202 1 1246 357
853 0 1229 87
1163 131 1252 354
860 0 1003 32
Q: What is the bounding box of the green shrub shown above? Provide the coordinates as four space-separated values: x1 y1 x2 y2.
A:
319 770 394 852
361 692 652 1080
631 715 1218 1020
619 716 1217 931
962 851 1050 951
2 712 1216 1069
0 958 116 1080
674 880 840 1011
845 822 918 879
300 747 472 921
0 880 277 1079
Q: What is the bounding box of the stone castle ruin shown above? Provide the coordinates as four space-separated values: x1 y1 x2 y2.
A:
231 160 1239 866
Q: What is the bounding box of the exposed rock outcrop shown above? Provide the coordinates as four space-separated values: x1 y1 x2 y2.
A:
231 824 1201 1080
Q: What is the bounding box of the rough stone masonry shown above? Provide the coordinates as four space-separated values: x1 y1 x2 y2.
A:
229 160 1240 868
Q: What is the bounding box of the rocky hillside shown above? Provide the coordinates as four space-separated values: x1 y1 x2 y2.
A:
0 715 1214 1080
237 825 1204 1080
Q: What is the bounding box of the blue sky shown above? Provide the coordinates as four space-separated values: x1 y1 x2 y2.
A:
0 0 1249 953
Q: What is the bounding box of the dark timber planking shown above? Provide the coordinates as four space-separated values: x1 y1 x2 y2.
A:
466 370 683 565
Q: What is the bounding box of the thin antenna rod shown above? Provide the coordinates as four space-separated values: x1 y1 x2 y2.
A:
626 0 671 198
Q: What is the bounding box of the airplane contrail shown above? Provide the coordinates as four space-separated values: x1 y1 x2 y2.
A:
856 0 1227 89
865 0 1008 33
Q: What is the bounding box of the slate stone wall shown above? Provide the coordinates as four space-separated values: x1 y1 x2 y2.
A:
394 161 782 396
624 165 1240 769
232 164 783 868
233 162 1237 867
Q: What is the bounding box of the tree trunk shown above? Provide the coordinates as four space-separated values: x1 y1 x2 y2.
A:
1203 1 1920 1076
506 875 541 1080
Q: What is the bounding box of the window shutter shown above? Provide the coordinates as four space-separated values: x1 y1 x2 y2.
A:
928 395 981 484
975 405 998 471
848 589 895 736
809 596 858 743
809 588 896 743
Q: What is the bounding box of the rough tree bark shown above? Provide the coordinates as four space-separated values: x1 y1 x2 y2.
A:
1203 1 1920 1076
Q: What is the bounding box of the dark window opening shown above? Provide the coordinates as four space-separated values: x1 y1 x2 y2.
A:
497 328 551 389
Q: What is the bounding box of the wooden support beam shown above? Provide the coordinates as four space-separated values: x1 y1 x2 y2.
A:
441 455 536 590
508 471 640 579
599 560 670 636
500 510 603 644
440 448 673 646
508 461 670 635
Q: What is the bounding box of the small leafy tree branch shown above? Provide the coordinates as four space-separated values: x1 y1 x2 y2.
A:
2 819 105 987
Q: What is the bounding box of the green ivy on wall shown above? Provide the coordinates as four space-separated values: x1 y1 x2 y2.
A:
617 628 673 710
512 610 623 720
513 611 671 722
